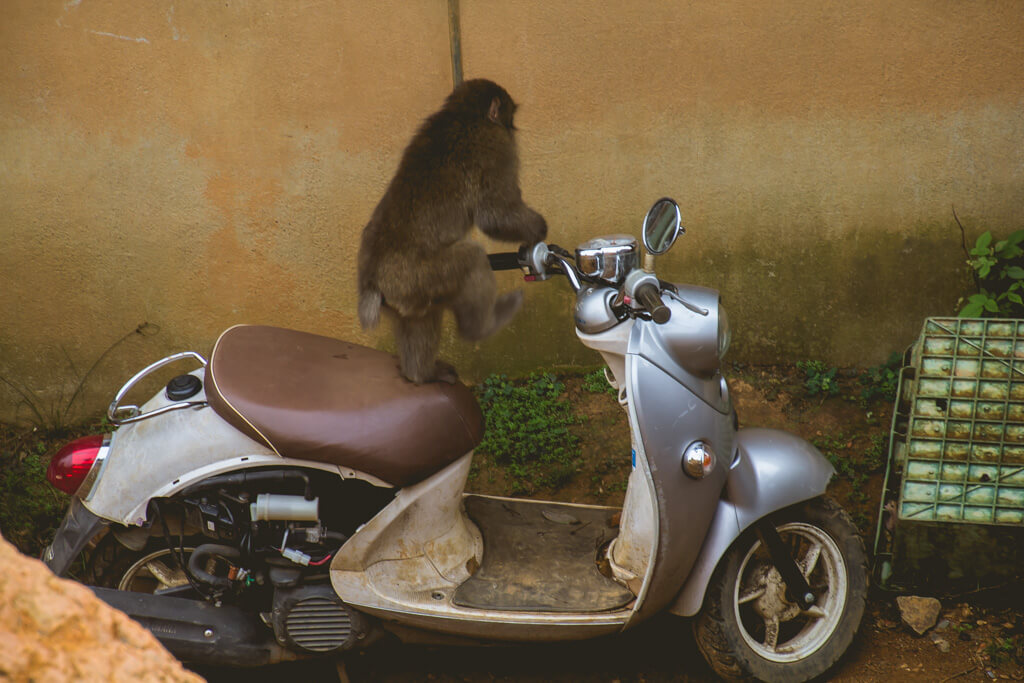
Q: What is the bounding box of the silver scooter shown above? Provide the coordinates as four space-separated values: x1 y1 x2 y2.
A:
43 198 866 682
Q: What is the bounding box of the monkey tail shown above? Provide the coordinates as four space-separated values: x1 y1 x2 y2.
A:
358 287 382 329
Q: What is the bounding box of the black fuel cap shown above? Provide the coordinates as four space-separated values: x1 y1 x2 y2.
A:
166 374 202 401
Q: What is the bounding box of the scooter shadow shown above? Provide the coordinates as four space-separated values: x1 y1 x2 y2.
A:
196 613 716 682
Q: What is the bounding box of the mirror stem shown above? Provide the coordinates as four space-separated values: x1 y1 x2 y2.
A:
643 253 656 273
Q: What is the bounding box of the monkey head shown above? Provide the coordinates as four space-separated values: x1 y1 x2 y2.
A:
445 78 518 131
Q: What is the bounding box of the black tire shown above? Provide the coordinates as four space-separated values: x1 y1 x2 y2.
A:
694 496 867 682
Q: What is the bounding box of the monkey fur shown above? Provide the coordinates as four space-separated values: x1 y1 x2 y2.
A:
357 79 547 384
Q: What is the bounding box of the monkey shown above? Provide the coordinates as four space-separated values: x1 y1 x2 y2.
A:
357 79 547 384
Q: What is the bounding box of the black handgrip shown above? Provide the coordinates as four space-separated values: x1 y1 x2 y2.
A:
488 252 522 271
636 283 671 324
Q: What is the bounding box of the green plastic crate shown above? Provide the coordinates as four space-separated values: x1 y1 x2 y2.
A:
874 318 1024 589
896 318 1024 525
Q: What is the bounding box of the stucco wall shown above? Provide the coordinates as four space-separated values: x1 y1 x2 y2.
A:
2 1 1023 422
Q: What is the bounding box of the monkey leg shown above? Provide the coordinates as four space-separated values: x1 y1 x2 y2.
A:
392 308 457 384
449 253 524 342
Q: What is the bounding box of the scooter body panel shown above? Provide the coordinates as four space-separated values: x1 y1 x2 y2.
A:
330 454 632 641
667 427 836 616
581 288 734 627
622 320 733 625
84 370 389 527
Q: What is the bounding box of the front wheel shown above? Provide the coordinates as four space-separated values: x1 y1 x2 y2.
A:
694 496 867 682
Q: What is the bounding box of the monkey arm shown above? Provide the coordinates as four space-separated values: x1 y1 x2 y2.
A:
475 186 548 244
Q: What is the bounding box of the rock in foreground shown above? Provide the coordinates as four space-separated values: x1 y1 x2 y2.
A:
0 534 201 682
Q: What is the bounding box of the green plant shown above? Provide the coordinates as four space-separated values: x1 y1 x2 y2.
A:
858 351 903 405
475 373 581 494
796 360 841 398
959 229 1024 318
817 435 856 479
851 511 870 533
986 636 1016 666
582 368 617 396
0 434 69 556
864 433 888 472
814 432 879 508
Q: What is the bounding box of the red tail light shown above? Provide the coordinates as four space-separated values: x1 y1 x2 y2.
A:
46 435 105 495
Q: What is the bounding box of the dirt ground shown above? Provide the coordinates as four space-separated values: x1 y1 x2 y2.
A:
7 364 1024 682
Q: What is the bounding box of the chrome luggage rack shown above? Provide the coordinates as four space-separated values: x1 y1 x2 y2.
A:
107 351 208 426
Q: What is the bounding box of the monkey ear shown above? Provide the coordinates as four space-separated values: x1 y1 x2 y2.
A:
488 97 501 124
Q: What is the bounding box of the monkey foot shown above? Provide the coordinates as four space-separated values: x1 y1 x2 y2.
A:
434 360 459 385
491 290 524 334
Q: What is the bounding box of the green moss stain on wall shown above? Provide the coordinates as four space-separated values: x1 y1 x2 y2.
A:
682 222 973 366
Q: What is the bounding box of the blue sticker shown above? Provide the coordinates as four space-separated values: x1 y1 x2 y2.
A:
631 449 636 468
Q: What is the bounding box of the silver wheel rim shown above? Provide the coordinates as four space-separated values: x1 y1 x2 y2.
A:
732 522 847 663
118 547 193 593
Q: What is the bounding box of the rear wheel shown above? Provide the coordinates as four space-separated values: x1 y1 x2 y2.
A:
694 496 867 682
88 534 198 595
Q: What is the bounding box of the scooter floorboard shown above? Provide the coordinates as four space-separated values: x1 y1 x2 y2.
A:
452 495 634 613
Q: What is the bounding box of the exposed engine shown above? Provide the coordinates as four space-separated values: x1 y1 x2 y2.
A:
97 466 393 656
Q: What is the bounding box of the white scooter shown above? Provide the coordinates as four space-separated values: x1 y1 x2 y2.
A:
43 198 866 682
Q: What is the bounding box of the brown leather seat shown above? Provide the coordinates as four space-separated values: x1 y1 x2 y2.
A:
204 325 484 487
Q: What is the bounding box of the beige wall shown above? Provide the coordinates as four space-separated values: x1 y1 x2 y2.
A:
2 1 1023 422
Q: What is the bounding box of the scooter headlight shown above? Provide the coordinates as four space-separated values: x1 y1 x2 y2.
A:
682 441 716 479
718 304 731 359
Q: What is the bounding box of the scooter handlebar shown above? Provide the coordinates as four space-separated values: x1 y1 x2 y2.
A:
635 283 671 324
487 252 522 271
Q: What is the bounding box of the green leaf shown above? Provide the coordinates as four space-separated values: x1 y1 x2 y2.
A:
976 231 993 250
984 298 1000 313
979 263 992 278
960 301 985 317
1006 266 1024 280
1007 230 1024 246
1008 293 1023 305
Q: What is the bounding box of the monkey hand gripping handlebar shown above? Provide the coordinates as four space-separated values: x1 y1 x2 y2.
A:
43 198 866 683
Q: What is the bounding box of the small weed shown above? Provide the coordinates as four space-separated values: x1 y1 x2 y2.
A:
475 373 581 495
796 360 841 399
958 221 1024 318
814 432 877 509
0 432 70 556
582 368 617 396
858 351 903 405
864 433 888 472
816 433 855 477
851 511 870 533
986 636 1016 666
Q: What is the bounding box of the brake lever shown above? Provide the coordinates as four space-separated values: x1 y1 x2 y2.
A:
663 289 709 316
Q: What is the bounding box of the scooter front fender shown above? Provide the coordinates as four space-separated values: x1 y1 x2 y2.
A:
667 428 835 617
